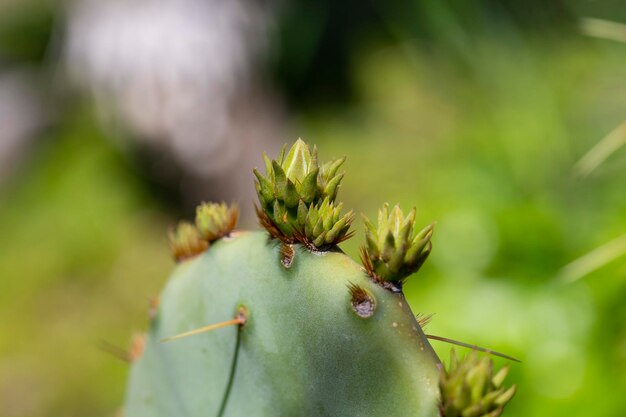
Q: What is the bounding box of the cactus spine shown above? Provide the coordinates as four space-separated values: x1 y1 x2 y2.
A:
124 140 516 417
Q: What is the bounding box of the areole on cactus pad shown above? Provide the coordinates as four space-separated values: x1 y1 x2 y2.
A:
124 140 517 417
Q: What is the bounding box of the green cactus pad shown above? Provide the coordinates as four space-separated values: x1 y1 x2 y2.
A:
125 232 441 417
125 140 518 417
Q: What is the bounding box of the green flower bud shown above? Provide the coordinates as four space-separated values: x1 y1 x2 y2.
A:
195 202 239 242
439 350 516 417
253 139 351 249
168 221 208 262
361 203 434 283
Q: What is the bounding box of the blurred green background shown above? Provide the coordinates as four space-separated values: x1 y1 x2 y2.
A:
1 0 626 416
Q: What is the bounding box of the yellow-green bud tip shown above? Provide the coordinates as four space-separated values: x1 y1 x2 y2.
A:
168 221 208 262
195 202 239 242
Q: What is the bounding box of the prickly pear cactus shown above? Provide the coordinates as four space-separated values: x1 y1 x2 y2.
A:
124 140 516 417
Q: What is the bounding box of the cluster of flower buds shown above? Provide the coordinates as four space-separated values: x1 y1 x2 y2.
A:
439 350 516 417
296 198 353 248
168 221 208 262
254 139 353 249
169 202 238 262
361 203 433 283
195 202 239 242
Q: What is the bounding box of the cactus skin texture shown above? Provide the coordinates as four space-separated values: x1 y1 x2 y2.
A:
124 140 515 417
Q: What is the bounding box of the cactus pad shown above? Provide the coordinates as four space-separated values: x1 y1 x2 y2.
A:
124 140 516 417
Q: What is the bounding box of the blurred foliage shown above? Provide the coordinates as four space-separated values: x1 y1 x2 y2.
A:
0 0 55 64
1 0 626 416
0 112 172 416
270 0 574 107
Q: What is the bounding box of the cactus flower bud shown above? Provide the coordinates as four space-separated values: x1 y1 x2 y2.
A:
362 203 433 283
254 139 351 249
